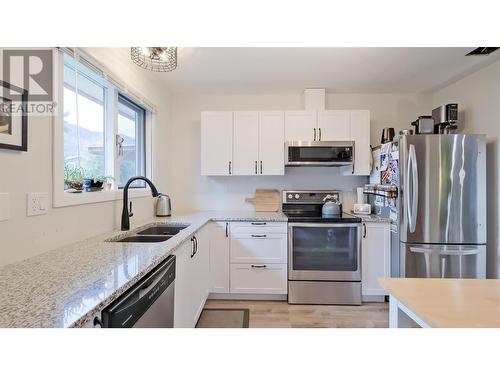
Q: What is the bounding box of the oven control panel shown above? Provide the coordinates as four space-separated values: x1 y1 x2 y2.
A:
282 190 341 204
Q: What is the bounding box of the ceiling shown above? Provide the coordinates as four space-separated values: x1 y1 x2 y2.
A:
131 47 500 94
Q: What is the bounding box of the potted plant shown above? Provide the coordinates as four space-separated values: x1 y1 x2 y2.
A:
97 176 115 191
83 174 114 192
64 166 84 191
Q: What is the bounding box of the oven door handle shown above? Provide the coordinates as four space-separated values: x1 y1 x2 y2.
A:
287 222 362 228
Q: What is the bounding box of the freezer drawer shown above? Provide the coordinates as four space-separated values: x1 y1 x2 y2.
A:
402 243 486 279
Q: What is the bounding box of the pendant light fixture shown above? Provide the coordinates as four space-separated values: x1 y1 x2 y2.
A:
131 47 177 72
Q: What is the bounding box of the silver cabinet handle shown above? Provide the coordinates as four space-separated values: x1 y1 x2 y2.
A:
313 128 317 141
255 160 258 174
229 161 232 175
260 160 263 174
251 264 267 268
251 234 267 238
318 127 322 141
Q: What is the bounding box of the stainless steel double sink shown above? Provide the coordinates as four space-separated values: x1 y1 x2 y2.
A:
110 223 189 243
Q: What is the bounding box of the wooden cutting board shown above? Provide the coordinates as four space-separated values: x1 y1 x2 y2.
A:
245 189 280 212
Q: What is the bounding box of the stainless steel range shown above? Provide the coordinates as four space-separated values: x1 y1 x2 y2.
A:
283 190 362 305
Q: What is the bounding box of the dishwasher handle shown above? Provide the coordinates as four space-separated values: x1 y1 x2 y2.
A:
101 255 176 328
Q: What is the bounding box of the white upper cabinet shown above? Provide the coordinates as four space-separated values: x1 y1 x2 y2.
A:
317 110 350 141
201 109 370 176
349 110 371 175
233 111 259 175
284 111 316 141
201 111 285 176
201 111 233 176
259 111 285 175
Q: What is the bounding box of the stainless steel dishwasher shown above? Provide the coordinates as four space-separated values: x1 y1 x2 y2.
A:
100 255 175 328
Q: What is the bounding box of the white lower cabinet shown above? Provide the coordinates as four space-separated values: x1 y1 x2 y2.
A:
173 226 210 328
230 233 287 264
229 222 287 295
173 240 193 328
192 226 210 322
209 222 230 293
230 263 287 294
361 222 391 300
208 221 288 297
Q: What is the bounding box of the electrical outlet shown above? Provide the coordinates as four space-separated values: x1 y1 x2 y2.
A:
27 192 49 217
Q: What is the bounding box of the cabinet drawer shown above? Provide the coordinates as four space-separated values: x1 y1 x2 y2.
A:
230 222 287 234
230 263 287 294
230 233 287 263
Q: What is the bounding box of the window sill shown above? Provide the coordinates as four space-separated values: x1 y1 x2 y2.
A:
53 188 152 208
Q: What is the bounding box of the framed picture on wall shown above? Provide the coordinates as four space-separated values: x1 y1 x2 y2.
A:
0 80 28 151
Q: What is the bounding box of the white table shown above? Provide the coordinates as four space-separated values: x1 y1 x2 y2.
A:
379 278 500 328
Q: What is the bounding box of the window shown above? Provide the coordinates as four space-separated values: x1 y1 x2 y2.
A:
63 54 107 178
61 53 148 193
118 96 146 188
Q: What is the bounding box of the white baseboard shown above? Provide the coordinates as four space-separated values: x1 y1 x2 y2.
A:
208 293 288 301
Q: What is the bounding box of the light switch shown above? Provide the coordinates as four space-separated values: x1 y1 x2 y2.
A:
0 193 9 222
27 192 49 217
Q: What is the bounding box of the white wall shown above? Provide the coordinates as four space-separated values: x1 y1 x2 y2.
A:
168 93 430 211
0 48 172 266
431 60 500 278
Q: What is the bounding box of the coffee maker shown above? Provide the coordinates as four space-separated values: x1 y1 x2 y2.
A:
432 103 458 134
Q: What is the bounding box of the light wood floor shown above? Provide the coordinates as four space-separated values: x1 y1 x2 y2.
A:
204 299 389 328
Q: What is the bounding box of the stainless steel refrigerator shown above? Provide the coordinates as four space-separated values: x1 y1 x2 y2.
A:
387 134 487 279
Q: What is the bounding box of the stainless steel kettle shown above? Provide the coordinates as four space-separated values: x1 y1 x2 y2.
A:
322 194 341 216
155 193 171 217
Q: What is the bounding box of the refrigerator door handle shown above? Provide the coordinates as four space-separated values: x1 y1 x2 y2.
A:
407 144 418 233
411 144 418 233
406 145 414 232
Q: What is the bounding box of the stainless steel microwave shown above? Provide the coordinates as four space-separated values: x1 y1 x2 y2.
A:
285 141 355 167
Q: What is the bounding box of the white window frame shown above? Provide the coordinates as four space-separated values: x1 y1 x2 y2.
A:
117 94 148 188
52 49 154 208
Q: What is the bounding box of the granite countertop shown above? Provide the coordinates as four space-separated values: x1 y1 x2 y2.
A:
347 212 392 224
0 210 287 328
